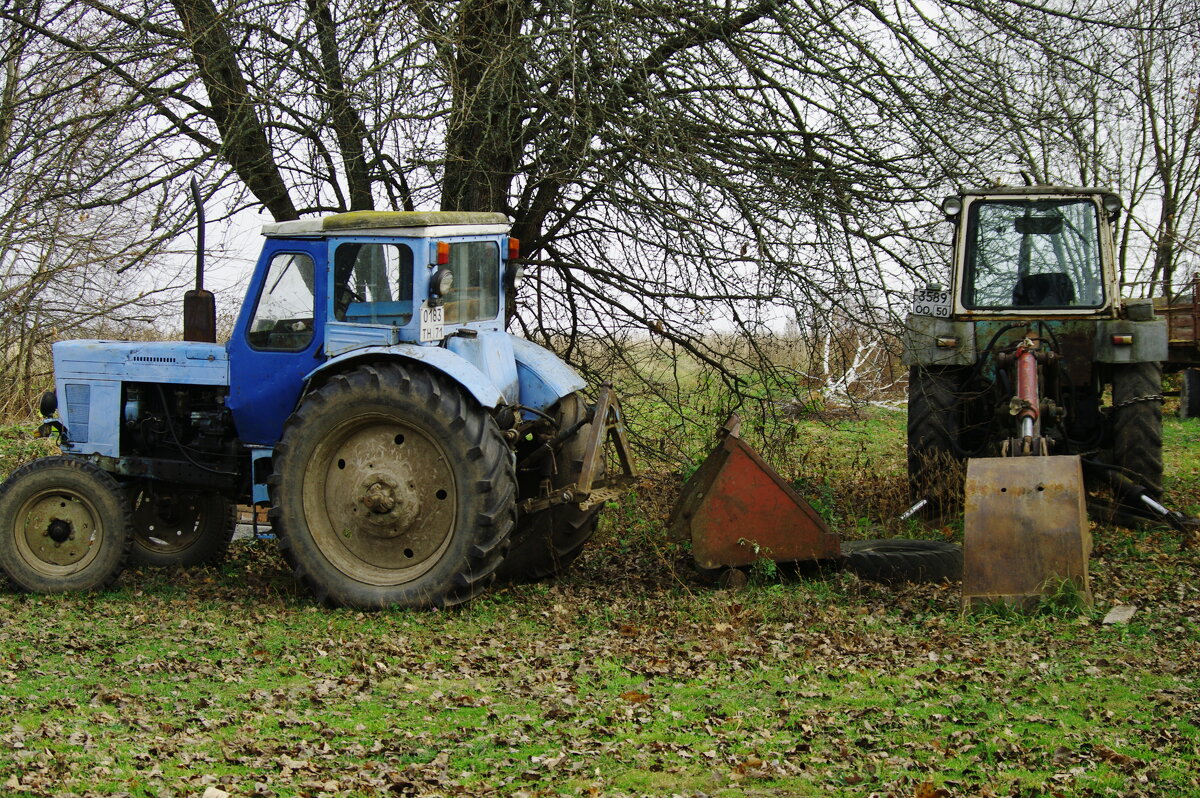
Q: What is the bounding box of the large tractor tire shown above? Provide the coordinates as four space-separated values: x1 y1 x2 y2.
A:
1180 368 1200 419
269 363 516 610
0 457 132 592
907 366 964 512
1110 362 1164 500
128 484 236 568
843 539 963 584
501 393 604 581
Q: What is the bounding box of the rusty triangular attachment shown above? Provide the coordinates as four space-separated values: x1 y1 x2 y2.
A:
669 415 841 569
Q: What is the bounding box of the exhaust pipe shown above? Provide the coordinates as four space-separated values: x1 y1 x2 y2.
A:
183 177 217 343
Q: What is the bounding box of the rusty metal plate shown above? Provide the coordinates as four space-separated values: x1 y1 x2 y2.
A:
669 428 841 569
962 455 1092 610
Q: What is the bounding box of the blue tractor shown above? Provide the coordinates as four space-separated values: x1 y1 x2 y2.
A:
0 209 632 609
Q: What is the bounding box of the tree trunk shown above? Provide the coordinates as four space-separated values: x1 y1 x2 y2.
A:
306 0 374 212
1154 188 1176 299
172 0 298 221
440 0 529 214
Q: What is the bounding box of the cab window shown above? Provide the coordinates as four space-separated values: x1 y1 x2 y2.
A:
963 199 1105 310
443 241 500 323
247 253 316 351
333 243 414 325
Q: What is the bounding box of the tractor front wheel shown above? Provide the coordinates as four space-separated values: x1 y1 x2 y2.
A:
1110 362 1164 500
270 363 516 609
0 457 132 592
906 366 964 514
501 393 604 581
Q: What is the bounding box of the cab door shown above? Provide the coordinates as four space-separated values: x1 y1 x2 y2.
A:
227 239 326 445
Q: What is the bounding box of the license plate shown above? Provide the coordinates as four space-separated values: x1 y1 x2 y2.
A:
419 303 445 342
912 288 951 318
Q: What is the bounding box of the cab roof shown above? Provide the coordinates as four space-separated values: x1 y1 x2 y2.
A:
262 210 510 238
961 185 1115 197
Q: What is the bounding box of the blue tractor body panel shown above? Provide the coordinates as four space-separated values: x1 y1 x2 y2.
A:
510 337 588 416
308 341 508 409
226 238 327 446
53 340 228 457
445 331 521 403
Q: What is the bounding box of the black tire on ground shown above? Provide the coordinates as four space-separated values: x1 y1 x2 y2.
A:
500 393 604 581
128 485 236 567
269 363 516 610
842 538 963 584
1110 362 1164 500
0 457 132 592
907 366 964 512
1180 368 1200 420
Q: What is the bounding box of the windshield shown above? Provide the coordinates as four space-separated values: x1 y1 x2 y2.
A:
962 199 1105 310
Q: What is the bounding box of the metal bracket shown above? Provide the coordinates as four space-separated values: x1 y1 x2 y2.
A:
517 383 636 514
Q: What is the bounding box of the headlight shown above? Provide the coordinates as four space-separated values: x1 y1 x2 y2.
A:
430 268 454 297
39 390 58 418
507 264 525 289
941 196 963 217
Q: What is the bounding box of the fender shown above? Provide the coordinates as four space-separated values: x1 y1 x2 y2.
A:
510 336 587 414
305 344 505 408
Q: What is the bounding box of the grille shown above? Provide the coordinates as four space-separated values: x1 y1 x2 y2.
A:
65 383 91 442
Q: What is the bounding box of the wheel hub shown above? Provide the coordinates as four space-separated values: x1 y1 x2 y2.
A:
47 519 72 544
356 477 421 538
303 415 457 582
361 480 396 514
18 492 98 569
131 492 207 554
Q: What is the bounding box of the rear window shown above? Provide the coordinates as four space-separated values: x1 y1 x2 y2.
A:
443 241 500 323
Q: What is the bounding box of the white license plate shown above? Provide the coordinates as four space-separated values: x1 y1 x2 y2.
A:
912 288 951 318
419 303 445 342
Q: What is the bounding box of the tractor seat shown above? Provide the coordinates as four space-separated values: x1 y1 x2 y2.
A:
1012 272 1075 307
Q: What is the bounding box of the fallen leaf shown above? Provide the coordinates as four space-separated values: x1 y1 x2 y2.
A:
915 781 950 798
1103 605 1138 625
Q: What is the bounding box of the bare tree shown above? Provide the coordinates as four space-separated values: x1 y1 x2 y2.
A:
4 0 1197 441
933 0 1200 297
0 8 193 415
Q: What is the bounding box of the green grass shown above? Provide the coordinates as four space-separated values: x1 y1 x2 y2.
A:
1 525 1196 797
0 409 1198 796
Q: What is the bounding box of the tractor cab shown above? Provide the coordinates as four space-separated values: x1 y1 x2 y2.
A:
914 187 1125 323
249 211 519 348
225 211 532 446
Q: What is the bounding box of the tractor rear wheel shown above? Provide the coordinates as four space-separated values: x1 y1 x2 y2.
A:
907 366 964 514
501 393 604 581
270 363 516 609
1110 362 1164 500
1180 368 1200 419
0 457 132 592
129 484 235 567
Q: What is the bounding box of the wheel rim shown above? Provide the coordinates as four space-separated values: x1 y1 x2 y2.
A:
131 491 210 555
14 487 105 576
301 411 457 586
